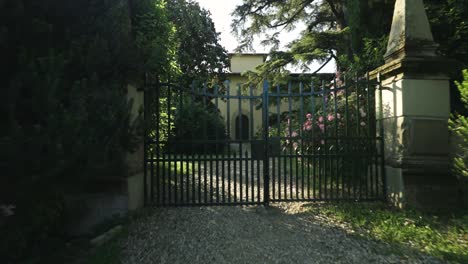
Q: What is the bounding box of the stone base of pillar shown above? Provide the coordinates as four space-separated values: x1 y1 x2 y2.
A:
127 171 145 211
385 164 460 210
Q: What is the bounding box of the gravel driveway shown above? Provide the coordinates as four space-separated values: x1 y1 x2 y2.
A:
121 203 441 264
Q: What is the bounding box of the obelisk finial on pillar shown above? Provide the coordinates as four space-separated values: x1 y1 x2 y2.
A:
384 0 438 62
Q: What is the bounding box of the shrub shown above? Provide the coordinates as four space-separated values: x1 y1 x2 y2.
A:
449 69 468 180
168 96 228 154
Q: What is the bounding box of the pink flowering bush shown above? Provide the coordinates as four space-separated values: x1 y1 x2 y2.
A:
276 73 376 157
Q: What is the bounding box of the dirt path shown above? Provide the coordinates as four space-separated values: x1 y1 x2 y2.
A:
121 203 441 264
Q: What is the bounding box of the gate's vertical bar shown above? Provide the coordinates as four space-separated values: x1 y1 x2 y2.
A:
210 152 213 204
311 81 316 199
333 76 339 199
299 82 305 199
378 73 387 200
271 86 276 201
272 146 276 200
215 85 220 203
197 152 202 204
191 152 195 204
204 151 208 204
208 86 214 204
191 82 196 204
371 74 379 199
245 149 249 203
366 72 372 199
234 150 237 203
371 76 378 199
355 73 362 200
257 149 261 203
344 75 350 198
295 147 299 199
178 86 184 204
322 80 327 200
249 85 255 202
223 81 229 204
227 82 232 203
288 82 293 199
276 84 281 200
167 84 172 205
233 86 239 203
202 83 208 204
283 135 287 199
263 80 270 205
221 147 225 203
307 81 312 200
153 80 159 204
238 87 243 203
154 80 160 205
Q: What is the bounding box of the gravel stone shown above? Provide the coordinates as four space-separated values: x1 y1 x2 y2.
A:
120 203 443 264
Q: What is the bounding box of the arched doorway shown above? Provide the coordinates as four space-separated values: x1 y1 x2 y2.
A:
235 114 249 140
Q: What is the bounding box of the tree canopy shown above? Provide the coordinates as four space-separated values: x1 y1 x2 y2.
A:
0 0 227 261
167 0 229 83
231 0 468 79
231 0 393 77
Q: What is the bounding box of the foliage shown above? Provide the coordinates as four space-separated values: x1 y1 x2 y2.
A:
271 77 375 155
231 0 468 95
266 77 376 193
0 0 174 262
231 0 394 80
338 36 388 77
426 0 468 113
449 69 468 180
169 95 227 154
166 0 229 84
426 0 468 69
132 0 178 80
147 0 229 156
313 202 468 263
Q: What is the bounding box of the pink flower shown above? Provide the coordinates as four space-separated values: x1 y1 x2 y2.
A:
291 131 298 137
327 114 335 122
318 123 325 132
306 113 312 119
293 142 299 150
360 121 366 126
303 120 312 131
318 116 324 123
320 139 325 145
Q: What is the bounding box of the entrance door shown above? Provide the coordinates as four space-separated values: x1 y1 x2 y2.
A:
235 114 249 140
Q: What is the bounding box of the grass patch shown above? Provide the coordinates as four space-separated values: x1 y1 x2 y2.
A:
307 202 468 263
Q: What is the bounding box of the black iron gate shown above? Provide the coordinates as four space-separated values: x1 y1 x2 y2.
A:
144 74 385 206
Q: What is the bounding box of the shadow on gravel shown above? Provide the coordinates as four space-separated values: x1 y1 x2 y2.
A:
121 203 442 264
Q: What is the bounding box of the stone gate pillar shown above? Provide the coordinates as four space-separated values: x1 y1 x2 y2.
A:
370 0 458 209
